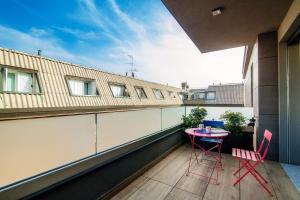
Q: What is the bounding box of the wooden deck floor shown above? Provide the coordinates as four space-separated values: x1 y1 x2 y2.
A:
110 144 300 200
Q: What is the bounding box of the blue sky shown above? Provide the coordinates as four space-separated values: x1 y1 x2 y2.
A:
0 0 244 88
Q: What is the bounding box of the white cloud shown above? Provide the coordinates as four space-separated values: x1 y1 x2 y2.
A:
0 0 245 89
108 0 147 40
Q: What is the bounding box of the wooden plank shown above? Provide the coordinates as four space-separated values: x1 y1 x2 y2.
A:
175 161 211 197
151 146 189 186
165 188 200 200
127 179 172 200
143 145 188 178
265 161 300 200
110 176 149 200
203 154 239 200
240 161 276 200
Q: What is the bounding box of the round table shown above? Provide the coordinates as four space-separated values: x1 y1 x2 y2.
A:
185 128 229 184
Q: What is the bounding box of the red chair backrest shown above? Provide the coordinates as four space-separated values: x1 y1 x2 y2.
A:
257 129 272 160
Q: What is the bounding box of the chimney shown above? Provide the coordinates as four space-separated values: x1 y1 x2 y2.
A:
37 50 42 56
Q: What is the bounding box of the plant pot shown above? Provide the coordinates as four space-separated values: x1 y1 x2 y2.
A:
221 132 253 153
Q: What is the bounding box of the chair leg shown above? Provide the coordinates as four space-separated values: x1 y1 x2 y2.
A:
233 161 259 186
246 162 268 184
246 165 273 196
234 158 250 176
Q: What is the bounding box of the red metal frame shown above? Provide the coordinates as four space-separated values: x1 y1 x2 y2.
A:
233 129 273 196
185 128 228 185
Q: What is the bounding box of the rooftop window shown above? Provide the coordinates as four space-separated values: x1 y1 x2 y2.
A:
0 67 41 94
109 83 130 98
168 91 177 99
66 76 99 96
153 89 164 99
193 92 205 100
206 91 216 100
135 86 147 99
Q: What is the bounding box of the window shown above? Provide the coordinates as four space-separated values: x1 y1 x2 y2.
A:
206 92 216 100
168 91 177 99
153 89 164 99
135 86 147 99
67 77 99 96
109 83 130 98
0 67 41 94
193 92 205 100
178 93 184 100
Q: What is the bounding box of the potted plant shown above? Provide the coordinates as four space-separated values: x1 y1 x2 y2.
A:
182 107 207 128
220 111 252 153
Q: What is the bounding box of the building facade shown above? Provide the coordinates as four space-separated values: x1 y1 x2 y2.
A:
0 48 183 120
185 83 244 106
163 0 300 164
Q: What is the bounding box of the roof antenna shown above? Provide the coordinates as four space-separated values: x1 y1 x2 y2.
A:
37 50 42 56
126 54 138 77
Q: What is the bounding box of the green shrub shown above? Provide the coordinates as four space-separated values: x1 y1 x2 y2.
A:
182 107 207 128
220 110 246 134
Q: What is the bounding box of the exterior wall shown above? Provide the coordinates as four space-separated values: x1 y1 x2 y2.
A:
278 42 289 163
245 32 279 160
286 43 300 165
279 41 300 165
244 1 300 164
278 0 300 165
278 0 300 42
244 64 253 107
257 32 279 160
0 48 182 114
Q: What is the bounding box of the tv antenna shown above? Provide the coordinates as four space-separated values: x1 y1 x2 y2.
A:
126 54 138 77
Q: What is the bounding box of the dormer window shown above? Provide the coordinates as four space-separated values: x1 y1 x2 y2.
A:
135 86 147 99
0 67 41 94
66 76 99 96
153 89 164 99
109 83 130 98
168 91 177 99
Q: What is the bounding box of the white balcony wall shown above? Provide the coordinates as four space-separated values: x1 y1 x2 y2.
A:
161 107 185 130
97 108 162 152
0 114 96 187
0 106 185 188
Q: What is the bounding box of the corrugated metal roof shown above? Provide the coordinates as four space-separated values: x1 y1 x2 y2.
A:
0 48 182 113
207 84 244 105
187 83 244 105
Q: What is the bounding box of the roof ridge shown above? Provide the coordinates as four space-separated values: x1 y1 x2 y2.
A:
0 46 180 89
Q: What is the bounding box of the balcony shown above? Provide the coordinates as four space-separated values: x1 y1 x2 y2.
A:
111 144 300 200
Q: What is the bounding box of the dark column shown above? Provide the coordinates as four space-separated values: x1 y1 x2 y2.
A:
257 31 279 160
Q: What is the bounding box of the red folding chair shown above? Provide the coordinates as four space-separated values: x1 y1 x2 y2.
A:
232 129 273 196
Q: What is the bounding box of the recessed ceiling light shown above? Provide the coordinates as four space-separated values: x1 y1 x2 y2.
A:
212 7 223 16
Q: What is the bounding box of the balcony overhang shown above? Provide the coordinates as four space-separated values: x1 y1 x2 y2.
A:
162 0 292 53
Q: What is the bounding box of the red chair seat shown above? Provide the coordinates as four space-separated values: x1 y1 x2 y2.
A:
232 148 258 161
